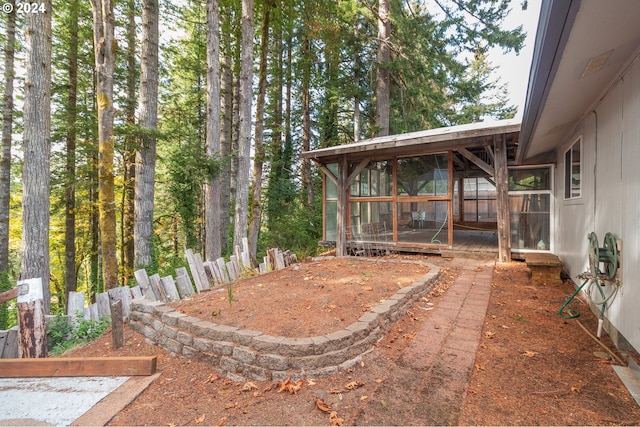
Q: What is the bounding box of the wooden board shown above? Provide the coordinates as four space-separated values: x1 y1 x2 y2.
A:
0 356 158 377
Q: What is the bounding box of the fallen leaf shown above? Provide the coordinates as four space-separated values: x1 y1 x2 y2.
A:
307 378 317 386
225 402 236 409
360 395 368 401
375 379 383 384
206 373 220 383
501 324 510 329
194 414 206 424
475 363 485 371
316 398 332 413
329 411 344 426
380 399 388 410
276 377 303 394
402 333 416 339
571 386 580 394
522 350 537 358
485 331 495 339
216 416 227 426
241 382 258 392
362 285 373 291
345 381 365 390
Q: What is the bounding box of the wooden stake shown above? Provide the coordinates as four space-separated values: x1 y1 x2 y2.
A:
110 299 124 350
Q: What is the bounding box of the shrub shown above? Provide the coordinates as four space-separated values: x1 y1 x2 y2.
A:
47 312 110 355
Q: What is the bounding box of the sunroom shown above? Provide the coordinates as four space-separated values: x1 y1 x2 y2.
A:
300 119 554 261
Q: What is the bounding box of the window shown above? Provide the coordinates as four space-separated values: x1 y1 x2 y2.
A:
564 138 581 199
397 154 448 196
508 166 553 251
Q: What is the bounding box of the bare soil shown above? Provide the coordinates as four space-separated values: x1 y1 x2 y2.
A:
66 255 640 426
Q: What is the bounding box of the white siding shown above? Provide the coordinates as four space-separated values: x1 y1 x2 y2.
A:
553 55 640 352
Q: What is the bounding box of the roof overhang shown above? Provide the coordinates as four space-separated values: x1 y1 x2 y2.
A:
519 0 640 163
301 119 521 165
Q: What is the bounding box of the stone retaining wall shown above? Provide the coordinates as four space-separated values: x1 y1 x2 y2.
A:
129 258 440 382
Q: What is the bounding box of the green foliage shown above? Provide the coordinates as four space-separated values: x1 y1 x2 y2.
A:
0 270 16 330
47 313 110 355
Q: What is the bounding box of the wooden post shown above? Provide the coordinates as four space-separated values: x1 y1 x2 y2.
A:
336 155 348 256
110 299 124 350
17 278 47 358
494 134 511 263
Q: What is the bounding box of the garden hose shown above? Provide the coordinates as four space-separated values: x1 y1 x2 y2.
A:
558 279 589 319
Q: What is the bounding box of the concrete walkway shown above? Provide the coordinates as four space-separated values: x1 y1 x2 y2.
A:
355 258 495 425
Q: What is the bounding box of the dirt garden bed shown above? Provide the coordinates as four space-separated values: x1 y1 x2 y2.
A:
66 255 640 426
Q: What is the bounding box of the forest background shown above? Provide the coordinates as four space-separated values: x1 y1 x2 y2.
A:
0 0 529 325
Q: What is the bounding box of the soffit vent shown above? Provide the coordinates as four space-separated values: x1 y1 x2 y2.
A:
580 50 613 78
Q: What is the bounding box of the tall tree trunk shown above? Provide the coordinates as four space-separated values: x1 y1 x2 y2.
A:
375 0 390 137
90 0 118 290
220 38 233 254
300 3 313 210
65 0 79 304
22 0 53 313
89 72 100 300
233 0 254 251
204 0 222 261
0 0 16 278
122 0 137 285
134 0 159 269
248 0 272 262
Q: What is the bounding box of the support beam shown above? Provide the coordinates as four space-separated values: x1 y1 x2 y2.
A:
484 144 495 163
313 159 338 186
457 147 494 176
494 135 511 262
347 158 370 186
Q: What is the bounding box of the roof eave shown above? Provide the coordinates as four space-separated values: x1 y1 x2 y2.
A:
517 0 581 164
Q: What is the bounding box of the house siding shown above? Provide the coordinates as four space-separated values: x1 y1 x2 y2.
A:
554 55 640 353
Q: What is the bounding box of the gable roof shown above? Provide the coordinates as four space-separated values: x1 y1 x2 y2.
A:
300 119 520 165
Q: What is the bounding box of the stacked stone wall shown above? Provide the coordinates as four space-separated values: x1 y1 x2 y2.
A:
129 259 440 382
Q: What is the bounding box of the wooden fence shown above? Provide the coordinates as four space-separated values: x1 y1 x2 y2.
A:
0 244 297 358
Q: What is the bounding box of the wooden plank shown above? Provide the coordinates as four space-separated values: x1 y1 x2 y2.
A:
193 252 210 289
67 291 85 318
17 277 47 358
203 261 220 286
0 356 158 377
130 285 143 299
274 248 285 270
226 260 238 281
175 274 195 299
0 284 26 304
107 287 131 319
2 327 18 359
89 303 99 321
216 257 230 283
134 269 155 301
241 237 250 268
0 330 7 358
160 276 180 302
148 274 166 301
96 292 111 318
185 249 204 292
234 245 243 269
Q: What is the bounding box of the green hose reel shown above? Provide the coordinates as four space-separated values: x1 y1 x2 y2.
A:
588 232 619 280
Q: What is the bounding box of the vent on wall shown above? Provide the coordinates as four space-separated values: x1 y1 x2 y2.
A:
580 50 613 78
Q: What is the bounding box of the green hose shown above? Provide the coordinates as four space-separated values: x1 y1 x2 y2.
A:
558 279 589 319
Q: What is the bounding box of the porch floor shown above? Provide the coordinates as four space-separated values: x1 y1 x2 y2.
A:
341 229 501 259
